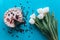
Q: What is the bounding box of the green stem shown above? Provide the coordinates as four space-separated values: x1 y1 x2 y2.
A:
51 13 58 40
35 23 53 40
48 13 56 40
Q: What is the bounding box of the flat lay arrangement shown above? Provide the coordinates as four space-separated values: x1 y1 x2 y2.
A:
4 6 58 40
0 0 60 40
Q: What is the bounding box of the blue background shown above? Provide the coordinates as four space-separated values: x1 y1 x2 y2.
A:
0 0 60 40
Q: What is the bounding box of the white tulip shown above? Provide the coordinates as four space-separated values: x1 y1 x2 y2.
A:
37 7 49 14
29 18 35 24
30 13 36 19
37 13 44 19
37 8 43 14
43 7 49 13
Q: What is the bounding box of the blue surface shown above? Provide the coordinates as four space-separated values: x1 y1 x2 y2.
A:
0 0 60 40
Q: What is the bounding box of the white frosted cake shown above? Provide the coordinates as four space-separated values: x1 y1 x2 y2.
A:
4 7 24 28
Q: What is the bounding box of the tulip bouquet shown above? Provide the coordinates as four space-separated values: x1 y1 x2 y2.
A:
29 7 58 40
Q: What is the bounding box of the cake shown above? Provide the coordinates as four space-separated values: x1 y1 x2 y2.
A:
4 7 24 28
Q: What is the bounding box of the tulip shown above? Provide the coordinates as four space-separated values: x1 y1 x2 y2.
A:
43 7 49 14
37 8 43 14
37 13 44 19
37 7 49 14
29 18 35 24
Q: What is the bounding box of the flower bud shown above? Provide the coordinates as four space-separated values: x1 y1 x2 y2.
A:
29 18 35 24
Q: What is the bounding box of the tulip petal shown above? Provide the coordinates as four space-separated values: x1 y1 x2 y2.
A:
29 18 35 24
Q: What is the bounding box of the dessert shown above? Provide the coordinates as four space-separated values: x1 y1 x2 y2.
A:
4 7 24 27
